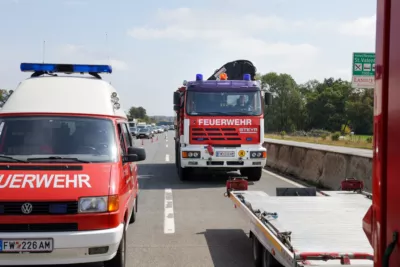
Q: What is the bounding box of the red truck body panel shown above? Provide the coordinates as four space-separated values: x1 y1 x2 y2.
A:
363 1 400 266
189 116 261 145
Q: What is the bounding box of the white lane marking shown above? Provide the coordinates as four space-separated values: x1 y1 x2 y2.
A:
164 188 175 234
165 154 170 161
262 169 323 196
166 144 168 148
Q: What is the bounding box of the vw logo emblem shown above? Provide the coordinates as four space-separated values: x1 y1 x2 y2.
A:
21 203 33 214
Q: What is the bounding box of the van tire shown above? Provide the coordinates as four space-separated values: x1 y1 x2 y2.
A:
129 197 137 224
104 224 126 267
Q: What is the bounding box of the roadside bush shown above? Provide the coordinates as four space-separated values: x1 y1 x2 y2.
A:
366 136 373 143
280 131 286 138
331 131 341 141
321 133 328 140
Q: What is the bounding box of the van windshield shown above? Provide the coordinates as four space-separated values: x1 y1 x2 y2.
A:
0 116 117 163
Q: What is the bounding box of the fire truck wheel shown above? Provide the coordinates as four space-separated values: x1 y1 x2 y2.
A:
104 224 126 267
252 234 263 267
261 246 282 267
241 167 262 181
179 167 190 181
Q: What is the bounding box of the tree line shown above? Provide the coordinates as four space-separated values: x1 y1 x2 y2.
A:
259 73 373 135
126 106 156 123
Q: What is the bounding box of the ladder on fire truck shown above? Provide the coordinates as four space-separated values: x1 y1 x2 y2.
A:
225 177 373 267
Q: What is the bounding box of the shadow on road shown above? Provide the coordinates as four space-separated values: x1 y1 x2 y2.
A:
197 229 253 267
137 163 254 190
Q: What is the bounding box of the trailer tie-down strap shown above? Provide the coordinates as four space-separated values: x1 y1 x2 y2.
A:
258 211 294 252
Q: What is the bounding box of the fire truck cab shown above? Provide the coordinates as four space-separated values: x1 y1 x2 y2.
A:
0 63 145 267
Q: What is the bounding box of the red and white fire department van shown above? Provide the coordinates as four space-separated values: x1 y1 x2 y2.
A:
0 63 145 267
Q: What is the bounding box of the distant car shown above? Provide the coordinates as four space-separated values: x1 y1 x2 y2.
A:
130 127 138 137
137 128 152 139
149 127 156 135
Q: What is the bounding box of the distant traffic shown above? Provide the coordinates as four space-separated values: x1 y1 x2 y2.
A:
129 121 175 139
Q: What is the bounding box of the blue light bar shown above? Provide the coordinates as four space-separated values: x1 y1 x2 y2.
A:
20 63 112 74
243 74 251 81
196 74 203 81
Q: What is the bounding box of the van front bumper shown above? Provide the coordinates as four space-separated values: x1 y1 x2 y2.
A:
0 223 124 265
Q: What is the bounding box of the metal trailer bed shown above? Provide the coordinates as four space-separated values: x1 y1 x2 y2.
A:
227 186 374 267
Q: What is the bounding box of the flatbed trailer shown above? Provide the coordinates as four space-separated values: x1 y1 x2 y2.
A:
225 178 374 267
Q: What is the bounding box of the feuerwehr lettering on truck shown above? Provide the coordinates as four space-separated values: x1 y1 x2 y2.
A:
0 174 92 188
198 118 252 126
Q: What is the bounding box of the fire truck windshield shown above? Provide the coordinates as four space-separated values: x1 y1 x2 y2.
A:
186 90 262 116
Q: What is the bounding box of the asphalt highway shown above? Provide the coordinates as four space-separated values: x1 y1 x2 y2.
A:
12 131 307 267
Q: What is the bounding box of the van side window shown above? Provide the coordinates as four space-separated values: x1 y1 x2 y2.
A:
117 123 127 156
122 123 133 147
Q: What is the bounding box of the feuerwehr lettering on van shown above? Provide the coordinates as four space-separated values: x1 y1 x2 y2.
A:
0 174 92 189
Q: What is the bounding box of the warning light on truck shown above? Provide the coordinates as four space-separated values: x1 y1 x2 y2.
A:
20 63 113 74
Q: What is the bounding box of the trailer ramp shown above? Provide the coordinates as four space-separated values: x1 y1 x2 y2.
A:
228 188 373 266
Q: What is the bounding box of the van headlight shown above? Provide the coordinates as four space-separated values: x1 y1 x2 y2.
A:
78 196 108 213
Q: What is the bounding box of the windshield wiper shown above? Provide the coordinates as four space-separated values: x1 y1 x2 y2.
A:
27 156 91 163
193 112 231 115
0 155 28 163
225 111 255 115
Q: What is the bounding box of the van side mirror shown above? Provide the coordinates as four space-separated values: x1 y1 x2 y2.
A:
173 105 179 111
264 92 272 106
173 92 180 106
124 146 146 162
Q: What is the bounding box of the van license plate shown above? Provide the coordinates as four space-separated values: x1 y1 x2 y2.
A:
216 151 235 157
0 239 53 252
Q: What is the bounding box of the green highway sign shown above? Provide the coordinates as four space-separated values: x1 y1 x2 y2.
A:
352 52 375 89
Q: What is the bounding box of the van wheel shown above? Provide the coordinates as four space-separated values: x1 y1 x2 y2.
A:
104 225 126 267
252 234 263 267
129 197 137 224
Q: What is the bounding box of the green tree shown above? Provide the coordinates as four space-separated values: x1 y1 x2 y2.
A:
261 72 305 132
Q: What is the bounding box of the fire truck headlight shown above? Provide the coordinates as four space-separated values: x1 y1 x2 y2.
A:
250 151 267 159
182 151 201 158
79 196 108 213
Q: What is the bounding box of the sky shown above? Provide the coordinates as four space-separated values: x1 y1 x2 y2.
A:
0 0 376 116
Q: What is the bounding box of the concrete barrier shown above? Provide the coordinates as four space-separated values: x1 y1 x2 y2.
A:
263 138 373 191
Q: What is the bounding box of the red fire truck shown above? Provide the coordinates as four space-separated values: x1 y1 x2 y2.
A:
173 60 272 181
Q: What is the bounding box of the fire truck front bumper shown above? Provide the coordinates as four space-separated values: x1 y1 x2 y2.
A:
180 146 267 168
0 223 124 265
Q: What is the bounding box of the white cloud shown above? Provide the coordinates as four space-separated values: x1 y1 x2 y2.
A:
126 8 375 83
127 8 320 59
338 15 376 38
58 44 129 71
